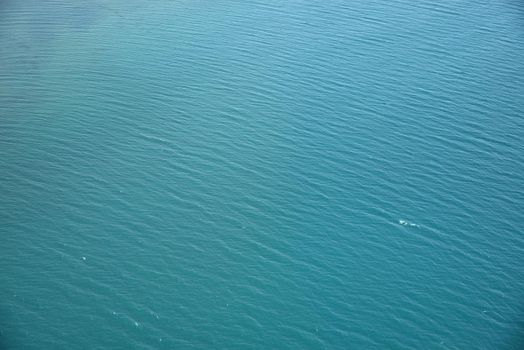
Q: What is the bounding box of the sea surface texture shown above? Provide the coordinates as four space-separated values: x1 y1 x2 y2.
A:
1 0 524 349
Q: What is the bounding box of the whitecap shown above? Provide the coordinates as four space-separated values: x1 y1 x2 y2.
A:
399 219 419 227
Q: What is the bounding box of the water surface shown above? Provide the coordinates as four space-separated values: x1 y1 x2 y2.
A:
1 0 524 348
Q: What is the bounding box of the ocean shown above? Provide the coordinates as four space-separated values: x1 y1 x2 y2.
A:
1 0 524 348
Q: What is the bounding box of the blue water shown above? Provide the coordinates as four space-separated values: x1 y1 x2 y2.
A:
1 0 524 348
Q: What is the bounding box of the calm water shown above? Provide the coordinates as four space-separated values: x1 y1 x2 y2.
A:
1 0 524 348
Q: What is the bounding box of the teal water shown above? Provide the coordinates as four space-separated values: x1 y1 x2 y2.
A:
1 0 524 348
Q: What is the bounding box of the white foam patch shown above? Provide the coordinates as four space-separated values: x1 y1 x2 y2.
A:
399 219 419 227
